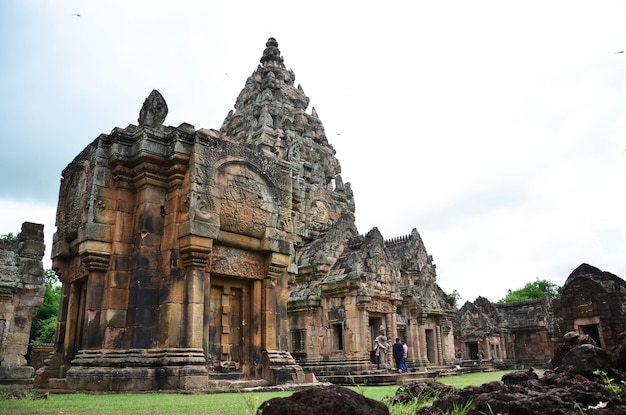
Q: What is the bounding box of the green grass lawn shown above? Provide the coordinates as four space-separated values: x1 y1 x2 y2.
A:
0 370 516 415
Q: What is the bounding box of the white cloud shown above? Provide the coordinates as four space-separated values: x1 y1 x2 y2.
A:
1 0 626 302
0 200 56 269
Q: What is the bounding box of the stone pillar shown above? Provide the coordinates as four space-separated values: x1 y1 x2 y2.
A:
406 318 419 367
80 254 109 349
178 229 214 349
416 315 429 367
264 252 289 350
262 278 277 350
385 313 393 368
440 316 454 365
251 279 263 370
361 308 370 356
436 325 443 366
260 253 303 384
185 269 204 349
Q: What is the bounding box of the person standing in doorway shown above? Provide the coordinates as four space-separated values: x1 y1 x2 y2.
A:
392 337 404 373
374 340 381 370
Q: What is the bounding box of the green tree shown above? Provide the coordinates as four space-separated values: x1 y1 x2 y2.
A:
498 278 560 304
30 269 61 344
0 232 19 241
448 290 462 306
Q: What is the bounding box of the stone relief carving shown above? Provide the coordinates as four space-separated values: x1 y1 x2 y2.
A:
287 141 301 162
365 300 395 314
92 198 115 225
309 200 329 231
59 162 88 242
180 165 217 224
182 191 215 223
258 106 273 128
210 246 265 279
220 173 267 237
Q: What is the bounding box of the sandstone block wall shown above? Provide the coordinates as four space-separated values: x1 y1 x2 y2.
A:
498 297 554 367
0 222 46 380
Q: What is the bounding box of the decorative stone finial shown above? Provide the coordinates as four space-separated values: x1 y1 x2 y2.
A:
138 89 168 127
260 37 284 67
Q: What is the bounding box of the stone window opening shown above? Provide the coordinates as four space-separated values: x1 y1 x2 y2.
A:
291 329 306 353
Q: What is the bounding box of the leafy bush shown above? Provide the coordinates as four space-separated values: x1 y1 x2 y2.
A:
30 269 60 344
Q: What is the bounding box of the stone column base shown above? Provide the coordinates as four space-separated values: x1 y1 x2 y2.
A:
0 366 34 381
260 350 305 385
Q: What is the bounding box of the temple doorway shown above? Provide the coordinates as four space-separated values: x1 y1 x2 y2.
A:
580 324 602 347
425 329 435 363
468 342 479 361
369 316 384 347
208 276 250 372
575 317 603 348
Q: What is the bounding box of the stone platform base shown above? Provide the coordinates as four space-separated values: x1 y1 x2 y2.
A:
64 348 208 391
0 366 35 382
260 350 305 385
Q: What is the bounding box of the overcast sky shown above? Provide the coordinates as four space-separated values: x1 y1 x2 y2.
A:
1 1 625 303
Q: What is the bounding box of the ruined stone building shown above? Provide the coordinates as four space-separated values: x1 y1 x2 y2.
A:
0 222 46 381
455 263 626 369
291 226 456 378
454 296 554 368
553 263 626 350
35 38 455 391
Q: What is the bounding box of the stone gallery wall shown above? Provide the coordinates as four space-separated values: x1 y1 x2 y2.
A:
454 295 554 367
498 296 554 367
0 222 46 380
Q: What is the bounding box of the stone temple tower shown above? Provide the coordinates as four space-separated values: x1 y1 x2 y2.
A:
36 38 455 391
36 38 355 391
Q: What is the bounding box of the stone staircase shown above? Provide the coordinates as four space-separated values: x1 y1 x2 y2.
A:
314 362 503 386
315 370 433 386
307 359 437 386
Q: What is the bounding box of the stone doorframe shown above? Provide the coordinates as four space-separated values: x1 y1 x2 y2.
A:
574 316 604 347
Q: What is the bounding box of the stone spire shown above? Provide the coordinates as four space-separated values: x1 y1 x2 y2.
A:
259 37 284 67
222 38 354 242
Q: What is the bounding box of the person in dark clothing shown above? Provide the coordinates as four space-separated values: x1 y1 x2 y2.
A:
392 337 404 373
